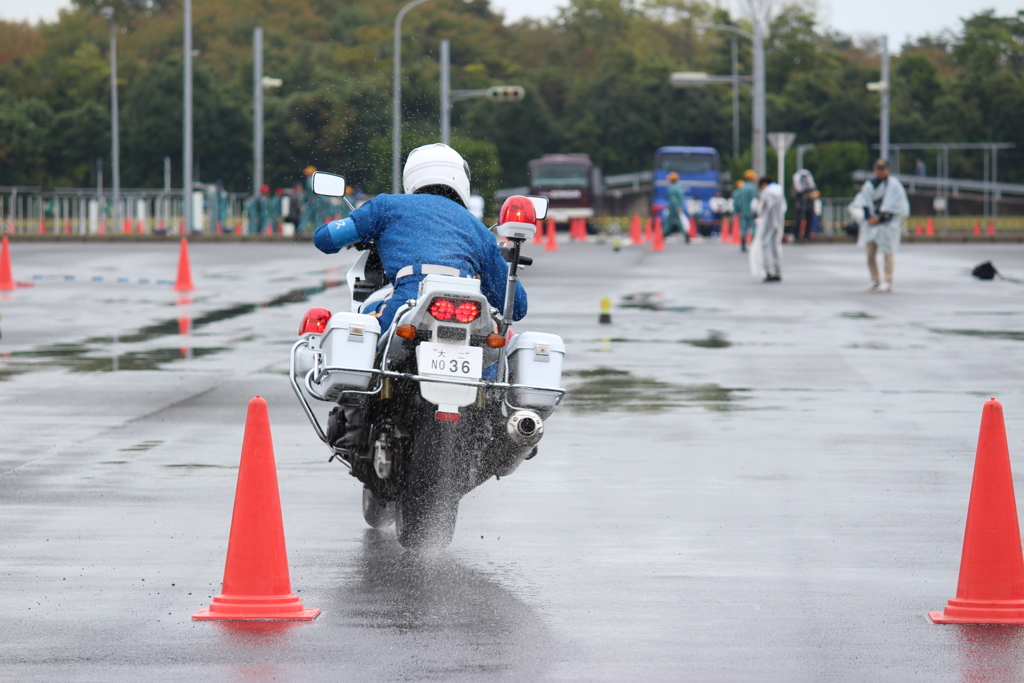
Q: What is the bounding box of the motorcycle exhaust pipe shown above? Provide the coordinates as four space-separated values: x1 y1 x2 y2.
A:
507 410 544 447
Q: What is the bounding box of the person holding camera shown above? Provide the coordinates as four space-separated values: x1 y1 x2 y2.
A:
849 159 909 292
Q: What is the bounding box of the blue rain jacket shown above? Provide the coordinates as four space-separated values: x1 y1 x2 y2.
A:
314 193 527 330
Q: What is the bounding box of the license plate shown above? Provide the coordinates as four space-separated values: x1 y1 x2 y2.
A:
417 342 483 380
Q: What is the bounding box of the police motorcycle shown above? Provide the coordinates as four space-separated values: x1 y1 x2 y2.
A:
289 173 565 549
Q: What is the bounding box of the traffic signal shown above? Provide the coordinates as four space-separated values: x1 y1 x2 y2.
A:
486 85 525 101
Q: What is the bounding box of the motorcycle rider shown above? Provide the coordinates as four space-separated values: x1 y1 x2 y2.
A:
312 143 528 451
312 143 527 332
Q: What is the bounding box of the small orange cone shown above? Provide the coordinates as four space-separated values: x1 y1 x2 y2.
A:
173 238 196 291
688 216 698 240
123 216 132 235
629 214 642 245
99 217 106 235
731 214 741 245
651 216 665 252
973 220 981 237
915 222 923 236
532 220 544 244
193 397 320 621
926 217 935 236
137 218 145 234
544 217 558 252
64 217 72 235
720 216 730 243
0 236 15 290
988 220 996 237
930 399 1024 624
235 219 243 236
38 214 45 235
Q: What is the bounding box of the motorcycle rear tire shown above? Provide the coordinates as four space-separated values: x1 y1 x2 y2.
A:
362 487 394 529
395 421 462 550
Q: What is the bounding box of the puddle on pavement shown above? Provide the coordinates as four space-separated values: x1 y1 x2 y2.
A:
0 280 343 379
928 328 1024 342
619 291 695 313
839 311 877 319
597 331 732 348
164 463 236 469
119 440 164 453
564 368 748 413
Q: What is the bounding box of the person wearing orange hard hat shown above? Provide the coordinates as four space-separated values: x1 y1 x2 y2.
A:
664 172 690 243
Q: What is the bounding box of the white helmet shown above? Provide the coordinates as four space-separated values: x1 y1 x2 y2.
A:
403 143 471 208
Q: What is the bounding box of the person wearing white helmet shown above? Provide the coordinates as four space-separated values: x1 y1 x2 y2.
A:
313 143 527 332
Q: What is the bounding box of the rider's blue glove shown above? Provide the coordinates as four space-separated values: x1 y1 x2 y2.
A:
313 218 359 254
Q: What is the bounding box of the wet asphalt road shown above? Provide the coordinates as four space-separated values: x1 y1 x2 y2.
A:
3 238 1024 681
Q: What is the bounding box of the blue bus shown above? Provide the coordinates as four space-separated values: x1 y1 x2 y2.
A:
651 146 722 231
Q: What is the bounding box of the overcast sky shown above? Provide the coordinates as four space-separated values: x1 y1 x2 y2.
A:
1 0 1019 47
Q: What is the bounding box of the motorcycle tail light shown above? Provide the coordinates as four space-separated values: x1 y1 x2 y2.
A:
429 298 455 321
299 307 332 335
455 300 481 323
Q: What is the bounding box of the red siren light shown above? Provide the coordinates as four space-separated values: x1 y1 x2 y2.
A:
299 307 332 335
499 195 536 225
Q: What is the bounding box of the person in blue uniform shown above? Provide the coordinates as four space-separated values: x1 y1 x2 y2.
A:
312 143 527 332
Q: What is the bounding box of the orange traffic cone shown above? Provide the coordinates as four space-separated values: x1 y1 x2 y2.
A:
544 217 558 252
915 222 923 236
99 217 106 235
720 216 730 243
123 216 132 235
64 217 72 235
973 220 981 237
38 214 45 235
731 214 741 245
926 217 935 236
173 238 196 291
988 220 996 237
688 216 698 240
533 220 543 245
629 214 642 245
930 399 1024 624
193 397 320 621
651 216 665 252
0 236 15 290
137 218 145 234
235 218 243 236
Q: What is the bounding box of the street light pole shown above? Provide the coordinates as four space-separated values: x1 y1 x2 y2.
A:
879 34 890 163
183 0 193 233
751 19 766 176
392 0 434 194
695 22 764 172
731 34 739 158
253 27 264 195
440 39 451 145
101 7 120 231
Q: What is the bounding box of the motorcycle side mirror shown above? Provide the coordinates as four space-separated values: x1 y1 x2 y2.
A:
526 195 548 220
312 172 346 197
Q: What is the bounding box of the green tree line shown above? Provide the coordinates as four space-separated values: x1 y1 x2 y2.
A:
1 0 1021 199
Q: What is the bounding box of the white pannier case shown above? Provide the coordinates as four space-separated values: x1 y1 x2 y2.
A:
320 312 381 396
507 331 565 409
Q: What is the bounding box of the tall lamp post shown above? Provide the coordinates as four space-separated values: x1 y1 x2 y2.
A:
695 22 766 175
866 35 890 164
100 7 120 230
392 0 434 193
183 0 193 233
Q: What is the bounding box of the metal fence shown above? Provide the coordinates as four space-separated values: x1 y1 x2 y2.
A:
0 186 253 236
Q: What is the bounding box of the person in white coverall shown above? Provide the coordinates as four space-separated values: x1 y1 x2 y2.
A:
849 159 910 292
751 176 786 282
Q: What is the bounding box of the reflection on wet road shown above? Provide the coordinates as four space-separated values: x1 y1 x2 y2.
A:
564 368 748 413
324 530 558 680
